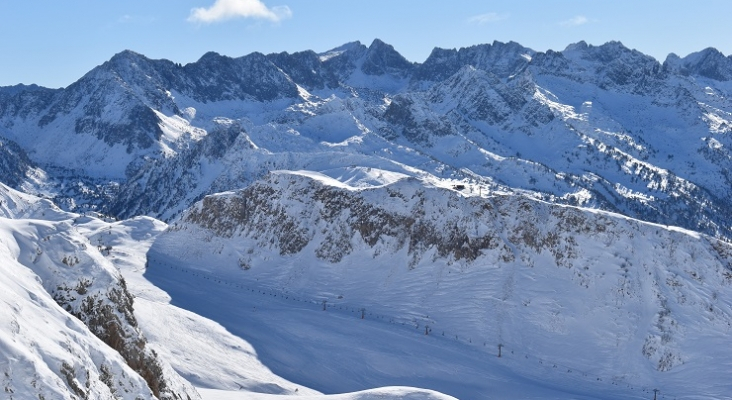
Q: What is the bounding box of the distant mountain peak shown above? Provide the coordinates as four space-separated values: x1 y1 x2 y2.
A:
362 38 414 76
368 38 390 49
415 41 532 82
111 48 145 59
665 47 732 81
318 41 367 62
197 50 224 60
107 49 151 69
563 40 645 62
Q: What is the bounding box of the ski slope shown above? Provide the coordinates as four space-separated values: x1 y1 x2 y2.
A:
145 172 732 399
74 211 459 399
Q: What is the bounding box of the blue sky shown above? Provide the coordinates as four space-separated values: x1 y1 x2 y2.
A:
2 0 731 88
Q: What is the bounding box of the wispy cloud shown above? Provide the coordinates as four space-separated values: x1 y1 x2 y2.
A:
118 14 156 24
560 15 590 27
188 0 292 24
468 12 509 25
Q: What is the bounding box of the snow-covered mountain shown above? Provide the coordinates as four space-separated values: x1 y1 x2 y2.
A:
0 39 730 239
148 170 732 399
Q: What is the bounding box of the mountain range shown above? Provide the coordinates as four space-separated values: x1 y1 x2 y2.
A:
1 39 732 399
0 39 730 237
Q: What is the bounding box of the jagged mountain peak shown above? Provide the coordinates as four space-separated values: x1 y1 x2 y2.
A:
190 50 282 76
416 40 533 82
556 40 663 90
423 46 459 62
563 40 589 52
108 49 148 64
678 46 727 64
368 38 394 51
413 47 461 82
687 46 726 58
487 39 534 54
181 49 298 102
195 50 230 64
335 40 366 51
190 50 270 74
100 49 176 83
319 40 368 61
361 38 414 76
563 40 657 64
267 49 339 90
317 38 414 79
0 82 54 95
239 50 271 63
82 50 180 97
664 47 732 81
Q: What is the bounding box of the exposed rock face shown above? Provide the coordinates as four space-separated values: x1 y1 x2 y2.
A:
0 137 35 187
52 277 186 399
181 174 510 266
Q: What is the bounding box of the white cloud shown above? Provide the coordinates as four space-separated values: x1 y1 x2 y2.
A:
560 15 590 27
468 12 509 25
188 0 292 24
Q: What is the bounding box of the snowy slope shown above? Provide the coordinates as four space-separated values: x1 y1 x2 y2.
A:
0 184 200 399
0 224 156 399
148 172 732 399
